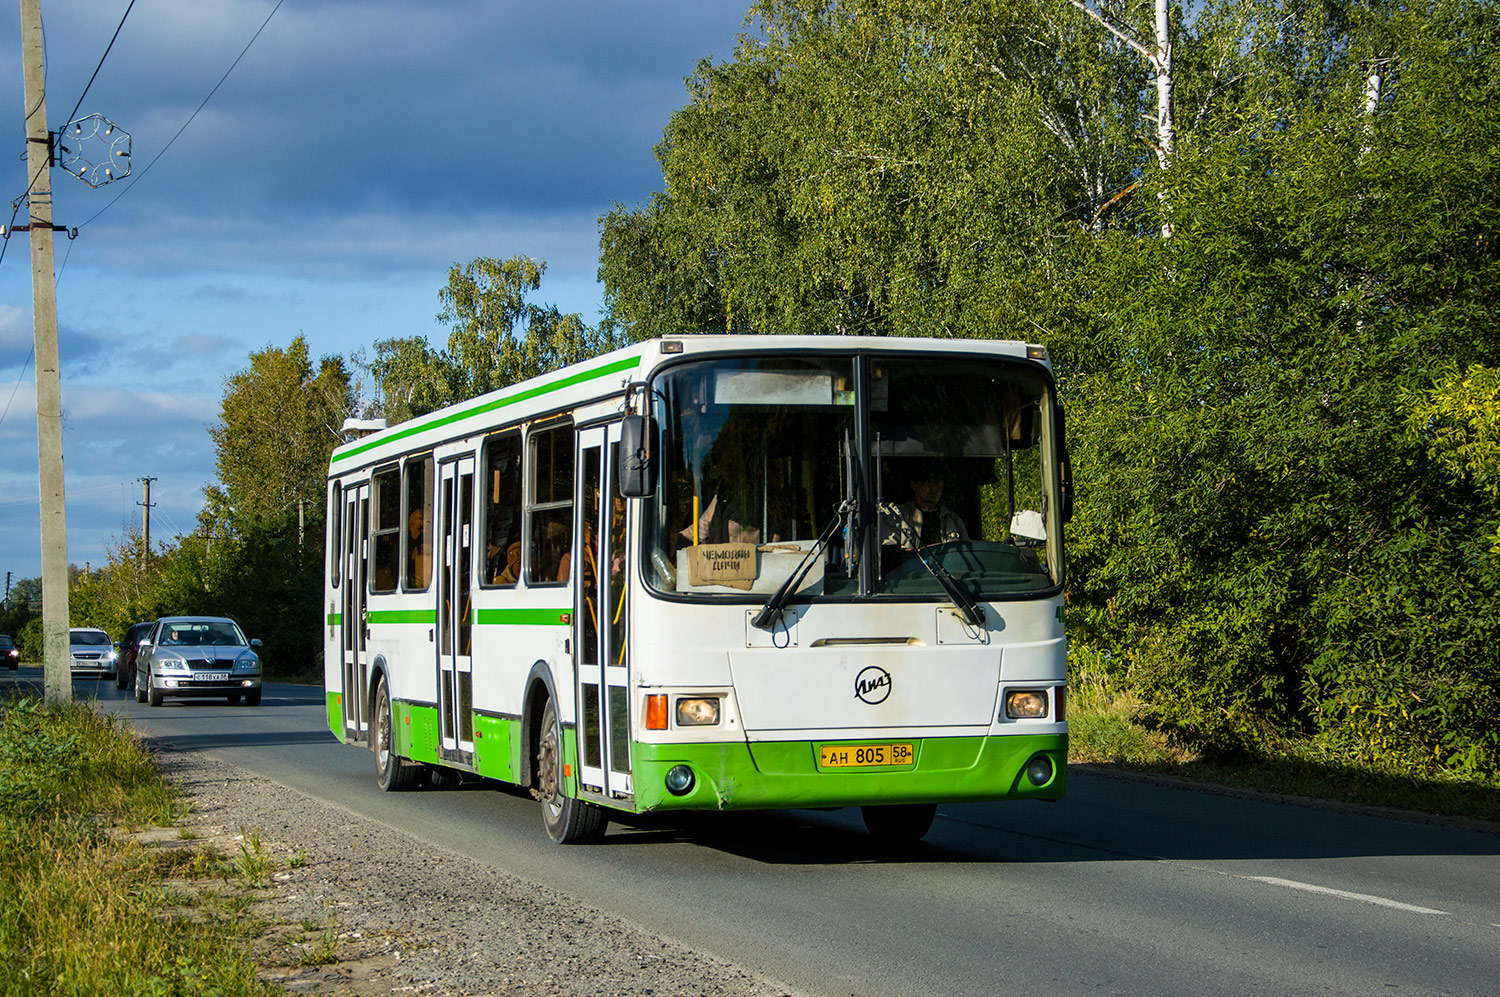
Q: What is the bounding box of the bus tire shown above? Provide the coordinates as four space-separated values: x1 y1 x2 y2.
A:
537 698 606 844
861 803 937 843
374 676 421 791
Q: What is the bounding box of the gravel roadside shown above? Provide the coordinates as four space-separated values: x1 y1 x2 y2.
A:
154 747 796 997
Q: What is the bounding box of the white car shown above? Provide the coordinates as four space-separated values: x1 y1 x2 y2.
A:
69 627 117 678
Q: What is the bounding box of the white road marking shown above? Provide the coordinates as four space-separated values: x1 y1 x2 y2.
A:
1247 876 1449 916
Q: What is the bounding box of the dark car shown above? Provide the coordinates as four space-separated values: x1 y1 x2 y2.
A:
0 634 17 670
113 621 155 691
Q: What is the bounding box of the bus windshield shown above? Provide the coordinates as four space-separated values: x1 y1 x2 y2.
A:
642 351 1062 602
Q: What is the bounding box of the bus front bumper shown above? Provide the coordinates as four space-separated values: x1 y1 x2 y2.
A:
631 732 1066 812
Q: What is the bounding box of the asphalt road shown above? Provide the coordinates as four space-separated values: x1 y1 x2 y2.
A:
12 666 1500 996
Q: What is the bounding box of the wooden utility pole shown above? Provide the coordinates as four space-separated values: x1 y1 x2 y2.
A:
19 0 72 704
139 476 157 558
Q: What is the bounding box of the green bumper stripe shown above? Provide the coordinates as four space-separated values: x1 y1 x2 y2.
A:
367 609 436 625
331 354 641 465
630 733 1067 812
474 608 569 626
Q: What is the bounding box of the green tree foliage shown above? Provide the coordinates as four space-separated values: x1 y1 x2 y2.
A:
208 335 354 530
600 0 1157 340
369 256 622 422
68 338 357 676
601 0 1500 779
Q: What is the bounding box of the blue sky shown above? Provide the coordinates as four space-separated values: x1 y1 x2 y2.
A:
1 0 752 587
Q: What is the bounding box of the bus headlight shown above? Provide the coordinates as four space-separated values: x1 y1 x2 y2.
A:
1004 689 1049 719
675 697 720 726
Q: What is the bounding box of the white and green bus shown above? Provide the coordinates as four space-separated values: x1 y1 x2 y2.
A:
324 335 1072 843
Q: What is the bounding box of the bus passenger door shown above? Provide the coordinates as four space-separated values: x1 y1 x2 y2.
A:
437 456 476 761
575 424 632 801
341 482 370 742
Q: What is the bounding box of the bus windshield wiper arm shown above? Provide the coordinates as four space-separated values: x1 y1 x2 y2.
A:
880 501 986 627
750 500 852 630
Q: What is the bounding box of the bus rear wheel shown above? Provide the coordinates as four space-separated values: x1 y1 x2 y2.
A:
374 676 421 791
861 803 937 843
537 699 606 844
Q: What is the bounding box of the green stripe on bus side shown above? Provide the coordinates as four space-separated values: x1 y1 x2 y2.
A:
366 609 437 625
474 607 570 627
326 612 341 626
330 354 642 465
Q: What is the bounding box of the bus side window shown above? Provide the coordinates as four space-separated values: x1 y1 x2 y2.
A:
328 481 342 587
371 467 400 593
404 455 434 591
527 423 574 585
483 432 524 587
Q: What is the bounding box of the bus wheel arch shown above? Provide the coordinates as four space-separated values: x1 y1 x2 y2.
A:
520 662 559 790
373 671 422 791
366 655 391 734
523 661 606 844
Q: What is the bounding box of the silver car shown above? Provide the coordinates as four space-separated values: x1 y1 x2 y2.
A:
69 627 117 678
135 616 263 706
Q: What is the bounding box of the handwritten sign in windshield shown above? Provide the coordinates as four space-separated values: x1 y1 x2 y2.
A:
686 542 758 590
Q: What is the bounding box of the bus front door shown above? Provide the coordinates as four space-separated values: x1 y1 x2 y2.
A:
437 456 476 761
575 424 632 802
341 482 370 743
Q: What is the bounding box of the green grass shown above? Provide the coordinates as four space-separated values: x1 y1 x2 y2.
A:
0 694 280 996
1068 675 1500 823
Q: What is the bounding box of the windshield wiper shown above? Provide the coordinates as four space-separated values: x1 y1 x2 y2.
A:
750 500 852 630
879 501 986 627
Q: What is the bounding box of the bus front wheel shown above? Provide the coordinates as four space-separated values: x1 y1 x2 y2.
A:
861 803 937 843
374 677 421 791
537 699 606 844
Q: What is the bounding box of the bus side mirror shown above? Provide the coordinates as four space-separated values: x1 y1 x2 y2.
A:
1057 406 1074 524
619 414 657 498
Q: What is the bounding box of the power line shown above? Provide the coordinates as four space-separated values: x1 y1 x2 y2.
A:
77 0 288 231
61 0 139 130
0 348 37 428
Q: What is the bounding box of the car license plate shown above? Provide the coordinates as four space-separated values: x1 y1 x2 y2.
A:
199 672 229 682
819 742 914 768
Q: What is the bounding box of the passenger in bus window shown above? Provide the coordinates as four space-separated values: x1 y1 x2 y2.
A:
490 540 521 584
679 492 762 548
407 508 432 586
882 466 968 550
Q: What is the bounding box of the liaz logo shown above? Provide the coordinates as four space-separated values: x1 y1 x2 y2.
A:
854 666 892 704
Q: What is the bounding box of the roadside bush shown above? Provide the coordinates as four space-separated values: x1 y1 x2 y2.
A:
0 696 272 996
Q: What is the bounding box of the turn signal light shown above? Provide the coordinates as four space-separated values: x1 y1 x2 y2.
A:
645 694 668 730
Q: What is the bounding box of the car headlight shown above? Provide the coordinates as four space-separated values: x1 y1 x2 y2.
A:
234 655 260 672
158 657 189 673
